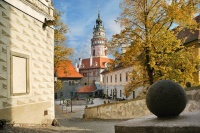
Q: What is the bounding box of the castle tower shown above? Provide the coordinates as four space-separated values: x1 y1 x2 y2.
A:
78 10 111 87
91 11 108 57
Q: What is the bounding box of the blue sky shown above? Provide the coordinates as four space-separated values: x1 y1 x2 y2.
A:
52 0 122 62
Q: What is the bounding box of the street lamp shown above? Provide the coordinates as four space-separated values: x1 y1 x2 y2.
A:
70 92 73 112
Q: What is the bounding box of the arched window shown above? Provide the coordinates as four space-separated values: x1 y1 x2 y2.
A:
93 50 95 56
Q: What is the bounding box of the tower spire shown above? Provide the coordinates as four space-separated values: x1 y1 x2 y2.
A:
98 3 101 20
98 4 100 16
96 4 102 27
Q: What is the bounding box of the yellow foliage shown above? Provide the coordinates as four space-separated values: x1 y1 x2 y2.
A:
54 80 63 93
108 0 200 96
53 5 73 93
53 8 73 71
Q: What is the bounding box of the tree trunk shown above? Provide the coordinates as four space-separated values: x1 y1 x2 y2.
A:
145 48 154 85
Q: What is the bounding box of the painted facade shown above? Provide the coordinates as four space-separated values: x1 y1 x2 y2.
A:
0 0 54 125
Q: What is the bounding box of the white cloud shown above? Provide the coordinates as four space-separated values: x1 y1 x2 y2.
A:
105 19 121 40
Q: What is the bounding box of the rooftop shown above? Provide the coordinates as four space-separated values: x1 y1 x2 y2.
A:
76 86 96 93
177 15 200 44
56 60 83 79
79 57 112 70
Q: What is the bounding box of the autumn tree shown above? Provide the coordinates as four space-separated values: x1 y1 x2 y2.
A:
53 8 73 92
54 9 73 70
108 0 200 96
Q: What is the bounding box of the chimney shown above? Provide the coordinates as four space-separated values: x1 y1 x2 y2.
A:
90 55 93 67
79 58 82 67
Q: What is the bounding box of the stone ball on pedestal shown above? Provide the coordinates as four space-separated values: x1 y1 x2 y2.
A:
146 80 187 117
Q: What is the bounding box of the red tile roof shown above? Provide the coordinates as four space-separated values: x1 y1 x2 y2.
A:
76 86 96 93
79 57 112 70
56 60 83 79
177 15 200 44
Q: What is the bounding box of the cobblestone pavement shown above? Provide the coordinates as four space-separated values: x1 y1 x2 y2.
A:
0 98 125 133
55 98 124 133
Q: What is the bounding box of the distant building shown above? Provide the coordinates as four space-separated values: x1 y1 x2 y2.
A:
0 0 54 125
75 10 112 97
76 86 96 99
56 60 83 99
101 65 132 99
177 15 200 84
101 65 145 100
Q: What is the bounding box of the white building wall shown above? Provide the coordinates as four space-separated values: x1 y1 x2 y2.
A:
102 67 135 99
0 0 54 125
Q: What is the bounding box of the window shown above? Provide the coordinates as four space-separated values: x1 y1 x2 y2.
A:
83 72 87 76
93 71 96 76
115 74 117 82
120 90 122 97
93 50 95 56
69 81 72 86
110 76 112 83
72 81 75 86
87 72 90 77
107 76 108 83
96 71 99 76
126 72 129 82
11 52 30 96
105 50 107 55
120 73 122 82
103 76 104 83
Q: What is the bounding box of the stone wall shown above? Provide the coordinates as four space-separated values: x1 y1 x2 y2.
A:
84 89 200 119
185 88 200 112
84 98 151 119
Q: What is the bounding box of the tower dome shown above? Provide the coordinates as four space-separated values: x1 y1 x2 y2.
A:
96 13 102 26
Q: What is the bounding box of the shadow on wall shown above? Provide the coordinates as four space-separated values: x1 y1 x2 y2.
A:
0 0 12 125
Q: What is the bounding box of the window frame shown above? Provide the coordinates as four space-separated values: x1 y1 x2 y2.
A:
10 52 30 96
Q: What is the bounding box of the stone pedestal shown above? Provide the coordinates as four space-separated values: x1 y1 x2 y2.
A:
115 111 200 133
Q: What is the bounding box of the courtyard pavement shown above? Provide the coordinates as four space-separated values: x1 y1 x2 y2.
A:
55 98 124 133
0 98 124 133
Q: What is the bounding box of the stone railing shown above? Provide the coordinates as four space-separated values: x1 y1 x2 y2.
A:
185 87 200 112
84 88 200 119
84 98 150 119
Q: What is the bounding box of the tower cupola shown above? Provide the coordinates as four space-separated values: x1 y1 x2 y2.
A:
96 13 102 26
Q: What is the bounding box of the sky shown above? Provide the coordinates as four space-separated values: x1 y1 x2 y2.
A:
52 0 122 63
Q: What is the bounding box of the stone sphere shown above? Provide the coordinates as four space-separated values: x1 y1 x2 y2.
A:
146 80 187 117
